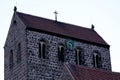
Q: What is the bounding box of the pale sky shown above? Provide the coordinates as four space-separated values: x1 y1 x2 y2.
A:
1 0 120 80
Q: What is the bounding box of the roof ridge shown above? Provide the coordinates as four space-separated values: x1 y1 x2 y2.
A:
17 11 91 31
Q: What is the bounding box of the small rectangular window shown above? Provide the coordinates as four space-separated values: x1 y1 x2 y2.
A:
9 50 14 69
93 53 102 68
17 43 21 63
58 45 64 62
42 43 46 59
39 41 46 59
76 48 83 65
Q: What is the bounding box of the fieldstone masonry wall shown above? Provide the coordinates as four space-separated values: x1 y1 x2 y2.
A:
26 30 111 80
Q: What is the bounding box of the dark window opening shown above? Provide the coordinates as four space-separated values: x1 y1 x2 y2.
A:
42 43 46 59
96 55 99 68
9 50 14 69
93 54 95 67
13 20 17 25
17 43 21 63
93 52 102 68
76 48 83 65
39 41 46 59
58 45 64 62
14 20 16 24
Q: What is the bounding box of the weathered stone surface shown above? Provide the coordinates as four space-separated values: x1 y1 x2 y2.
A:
26 30 111 80
4 13 27 80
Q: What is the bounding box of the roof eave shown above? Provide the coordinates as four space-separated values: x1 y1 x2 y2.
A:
26 27 110 49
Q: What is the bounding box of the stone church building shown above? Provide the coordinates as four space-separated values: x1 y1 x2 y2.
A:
4 7 120 80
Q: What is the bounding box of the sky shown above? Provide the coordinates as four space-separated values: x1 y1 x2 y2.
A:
1 0 120 80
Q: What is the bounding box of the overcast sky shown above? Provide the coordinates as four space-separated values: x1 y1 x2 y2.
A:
1 0 120 80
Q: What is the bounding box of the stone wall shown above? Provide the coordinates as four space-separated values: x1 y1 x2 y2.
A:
26 30 111 80
4 13 27 80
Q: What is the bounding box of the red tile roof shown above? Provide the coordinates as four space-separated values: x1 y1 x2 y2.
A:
17 12 109 47
66 63 120 80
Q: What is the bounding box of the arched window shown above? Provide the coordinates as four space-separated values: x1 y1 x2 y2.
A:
93 52 102 68
58 45 64 62
9 50 14 69
76 48 83 65
39 40 46 59
17 43 21 63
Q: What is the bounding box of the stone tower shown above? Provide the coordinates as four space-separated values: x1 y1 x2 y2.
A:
4 7 112 80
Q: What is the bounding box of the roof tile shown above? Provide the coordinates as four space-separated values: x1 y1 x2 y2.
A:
66 64 120 80
17 12 109 47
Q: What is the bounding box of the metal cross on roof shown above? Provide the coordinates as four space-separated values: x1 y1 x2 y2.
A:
54 11 58 21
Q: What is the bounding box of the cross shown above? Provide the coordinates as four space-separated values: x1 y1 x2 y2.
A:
54 11 58 21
